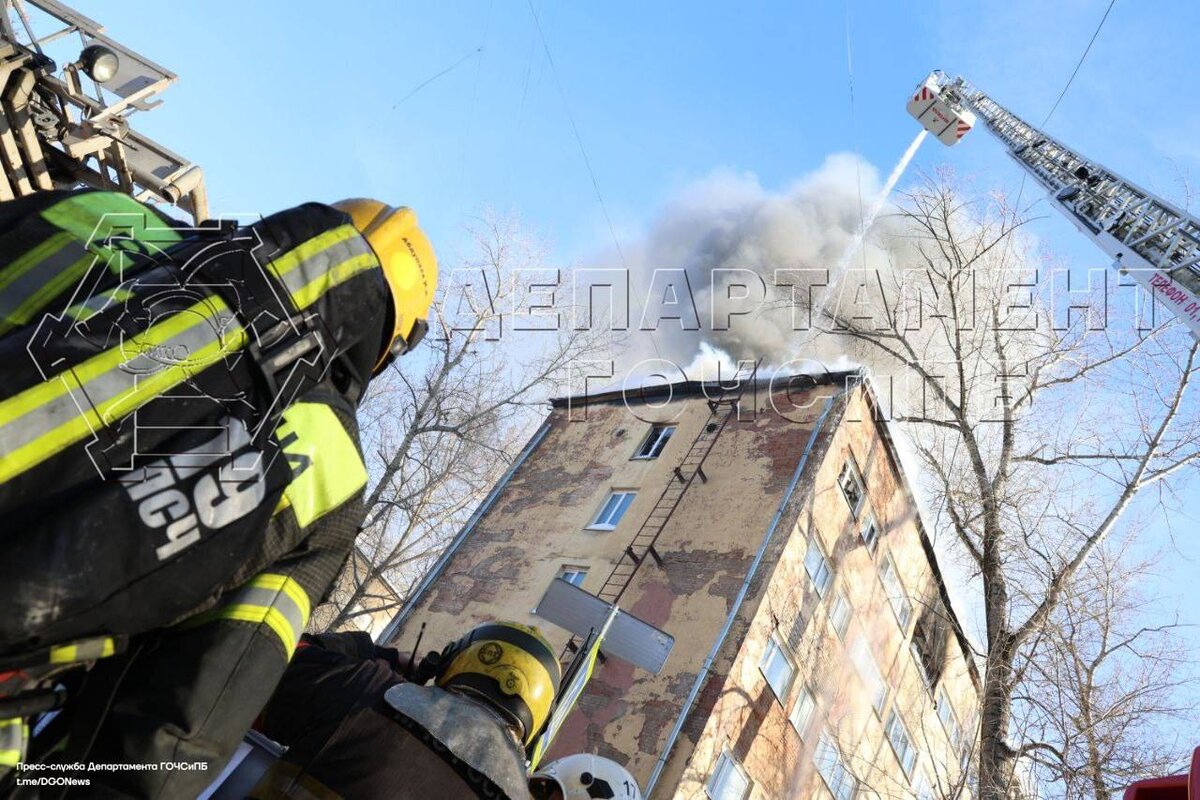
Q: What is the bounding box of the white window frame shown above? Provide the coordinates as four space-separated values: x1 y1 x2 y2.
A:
804 534 833 597
859 510 879 554
936 686 962 748
913 773 934 800
558 566 588 587
884 709 918 776
788 686 817 737
829 590 852 640
850 637 888 715
814 732 856 800
758 630 796 702
838 457 866 517
633 424 677 460
587 490 636 531
705 749 751 800
880 554 913 631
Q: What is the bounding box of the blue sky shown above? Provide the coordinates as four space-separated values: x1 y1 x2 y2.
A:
74 1 1200 631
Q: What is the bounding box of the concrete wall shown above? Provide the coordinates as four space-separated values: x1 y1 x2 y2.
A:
388 379 980 798
674 388 980 800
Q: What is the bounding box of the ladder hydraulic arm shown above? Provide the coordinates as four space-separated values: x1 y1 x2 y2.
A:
915 72 1200 338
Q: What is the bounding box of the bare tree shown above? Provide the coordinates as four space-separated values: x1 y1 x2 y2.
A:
315 213 608 633
1016 537 1197 799
812 171 1200 799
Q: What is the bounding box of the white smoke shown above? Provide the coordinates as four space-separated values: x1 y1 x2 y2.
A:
609 152 915 377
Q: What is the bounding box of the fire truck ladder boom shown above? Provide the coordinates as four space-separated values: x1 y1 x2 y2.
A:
938 74 1200 338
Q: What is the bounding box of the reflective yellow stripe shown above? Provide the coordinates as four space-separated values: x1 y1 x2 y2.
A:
211 606 298 657
268 223 378 311
0 718 26 767
273 402 367 528
0 297 245 484
289 252 378 310
49 636 116 664
247 573 313 624
65 285 135 321
268 224 360 281
0 193 181 332
0 231 75 293
40 191 182 254
183 573 311 658
49 644 77 664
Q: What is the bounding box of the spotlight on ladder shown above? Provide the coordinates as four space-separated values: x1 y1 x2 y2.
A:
79 45 119 83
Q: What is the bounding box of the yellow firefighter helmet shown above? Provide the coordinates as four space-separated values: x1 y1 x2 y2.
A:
435 621 561 746
332 198 438 372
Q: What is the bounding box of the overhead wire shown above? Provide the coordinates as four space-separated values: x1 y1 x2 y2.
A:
458 0 495 203
391 46 482 110
1041 0 1117 128
525 0 667 366
1014 0 1118 212
842 0 867 271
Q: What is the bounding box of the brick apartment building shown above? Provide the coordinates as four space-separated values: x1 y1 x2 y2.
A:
382 371 981 799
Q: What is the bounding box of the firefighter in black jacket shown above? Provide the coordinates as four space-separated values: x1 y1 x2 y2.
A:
0 191 437 797
249 622 561 800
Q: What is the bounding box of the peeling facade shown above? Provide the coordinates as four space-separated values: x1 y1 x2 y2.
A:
386 374 981 799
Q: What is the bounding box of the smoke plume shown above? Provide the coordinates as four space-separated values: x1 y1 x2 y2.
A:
607 153 911 378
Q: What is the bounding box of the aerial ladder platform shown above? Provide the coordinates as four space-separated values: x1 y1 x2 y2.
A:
909 71 1200 339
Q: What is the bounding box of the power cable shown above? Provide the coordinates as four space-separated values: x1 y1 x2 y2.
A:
843 0 867 270
391 46 482 110
525 0 626 271
1014 0 1118 213
525 0 666 367
1041 0 1117 127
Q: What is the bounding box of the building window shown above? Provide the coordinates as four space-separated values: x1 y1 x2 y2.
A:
789 686 817 737
849 637 887 715
759 631 796 701
558 567 588 587
814 732 856 800
911 605 949 689
829 590 852 640
879 554 912 631
633 424 676 459
884 710 918 776
588 491 636 531
913 773 934 800
804 535 833 597
706 750 751 800
936 687 962 748
838 458 865 516
859 510 879 554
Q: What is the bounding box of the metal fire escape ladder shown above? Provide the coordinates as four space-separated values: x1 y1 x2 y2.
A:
561 371 757 658
936 74 1200 338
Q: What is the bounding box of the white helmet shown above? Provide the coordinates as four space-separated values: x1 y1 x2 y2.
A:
530 754 642 800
